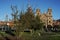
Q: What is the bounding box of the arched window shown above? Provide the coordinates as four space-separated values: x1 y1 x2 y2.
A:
49 21 51 23
49 13 51 15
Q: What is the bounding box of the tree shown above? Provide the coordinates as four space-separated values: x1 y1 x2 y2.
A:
35 15 44 30
24 8 35 29
11 5 19 37
19 7 44 31
19 12 26 31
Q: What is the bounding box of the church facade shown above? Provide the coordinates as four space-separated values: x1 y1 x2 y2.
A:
36 8 53 27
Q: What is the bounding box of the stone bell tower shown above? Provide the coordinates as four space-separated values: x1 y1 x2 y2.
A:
36 9 40 16
47 8 53 26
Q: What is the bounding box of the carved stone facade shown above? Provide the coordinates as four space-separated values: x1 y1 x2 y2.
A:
36 8 53 27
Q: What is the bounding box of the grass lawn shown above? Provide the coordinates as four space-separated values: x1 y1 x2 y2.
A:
40 35 60 40
19 31 60 40
0 31 60 40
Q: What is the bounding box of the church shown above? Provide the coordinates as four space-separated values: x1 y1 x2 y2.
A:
36 8 53 27
27 6 53 27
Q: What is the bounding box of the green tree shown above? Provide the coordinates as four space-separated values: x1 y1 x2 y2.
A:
19 11 26 31
24 7 35 29
35 15 44 30
11 5 20 37
19 7 44 31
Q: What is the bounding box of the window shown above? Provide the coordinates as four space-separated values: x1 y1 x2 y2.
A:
49 21 51 23
49 13 51 15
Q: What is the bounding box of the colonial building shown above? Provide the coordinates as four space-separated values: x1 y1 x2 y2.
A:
0 21 14 27
53 19 60 26
36 8 53 27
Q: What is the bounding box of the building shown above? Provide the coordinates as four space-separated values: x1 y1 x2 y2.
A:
0 21 14 27
36 8 53 27
53 19 60 26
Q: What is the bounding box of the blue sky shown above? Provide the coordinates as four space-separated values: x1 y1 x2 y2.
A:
0 0 60 21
